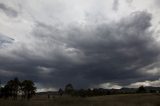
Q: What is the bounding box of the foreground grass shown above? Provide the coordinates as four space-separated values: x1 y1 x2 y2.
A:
0 93 160 106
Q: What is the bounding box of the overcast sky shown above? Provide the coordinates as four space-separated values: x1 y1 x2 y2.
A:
0 0 160 91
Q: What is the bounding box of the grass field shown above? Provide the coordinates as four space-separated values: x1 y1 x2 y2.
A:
0 93 160 106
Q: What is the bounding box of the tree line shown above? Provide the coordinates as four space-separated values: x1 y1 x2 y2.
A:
58 83 111 97
58 84 159 97
0 77 36 100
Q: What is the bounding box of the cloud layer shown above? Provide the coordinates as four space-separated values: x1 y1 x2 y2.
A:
0 3 18 17
0 0 160 90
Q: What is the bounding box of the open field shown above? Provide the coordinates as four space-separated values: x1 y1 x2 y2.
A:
0 94 160 106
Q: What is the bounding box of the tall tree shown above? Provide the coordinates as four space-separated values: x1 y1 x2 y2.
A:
6 77 20 100
58 88 64 96
65 83 74 95
2 85 10 99
21 80 36 100
137 86 146 93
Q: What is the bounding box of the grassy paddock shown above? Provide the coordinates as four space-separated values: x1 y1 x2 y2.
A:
0 93 160 106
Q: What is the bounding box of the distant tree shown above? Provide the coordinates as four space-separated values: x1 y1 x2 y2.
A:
65 83 74 95
0 80 2 98
78 89 86 97
13 78 21 99
21 80 36 100
137 86 146 93
48 94 50 99
5 77 20 100
86 89 92 97
0 78 37 100
1 85 10 99
58 88 64 96
150 90 156 93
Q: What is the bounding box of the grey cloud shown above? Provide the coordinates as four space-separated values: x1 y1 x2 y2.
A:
0 11 159 89
0 33 14 47
154 0 160 8
112 0 119 11
34 11 159 87
126 0 133 4
0 3 18 17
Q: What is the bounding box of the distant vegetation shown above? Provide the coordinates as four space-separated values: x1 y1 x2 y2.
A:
0 81 160 106
56 84 160 97
0 79 160 100
0 77 36 100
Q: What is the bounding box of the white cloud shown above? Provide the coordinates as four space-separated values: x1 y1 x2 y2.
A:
96 83 122 89
127 79 160 88
37 88 57 92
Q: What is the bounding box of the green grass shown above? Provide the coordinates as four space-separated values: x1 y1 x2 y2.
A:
0 93 160 106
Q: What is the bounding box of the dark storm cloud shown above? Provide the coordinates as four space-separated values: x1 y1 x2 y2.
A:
0 11 159 89
0 3 18 17
60 11 159 87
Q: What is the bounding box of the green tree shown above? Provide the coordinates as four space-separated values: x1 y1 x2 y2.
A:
21 80 36 100
6 77 20 100
137 86 146 93
2 85 10 99
65 83 74 95
58 88 64 96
